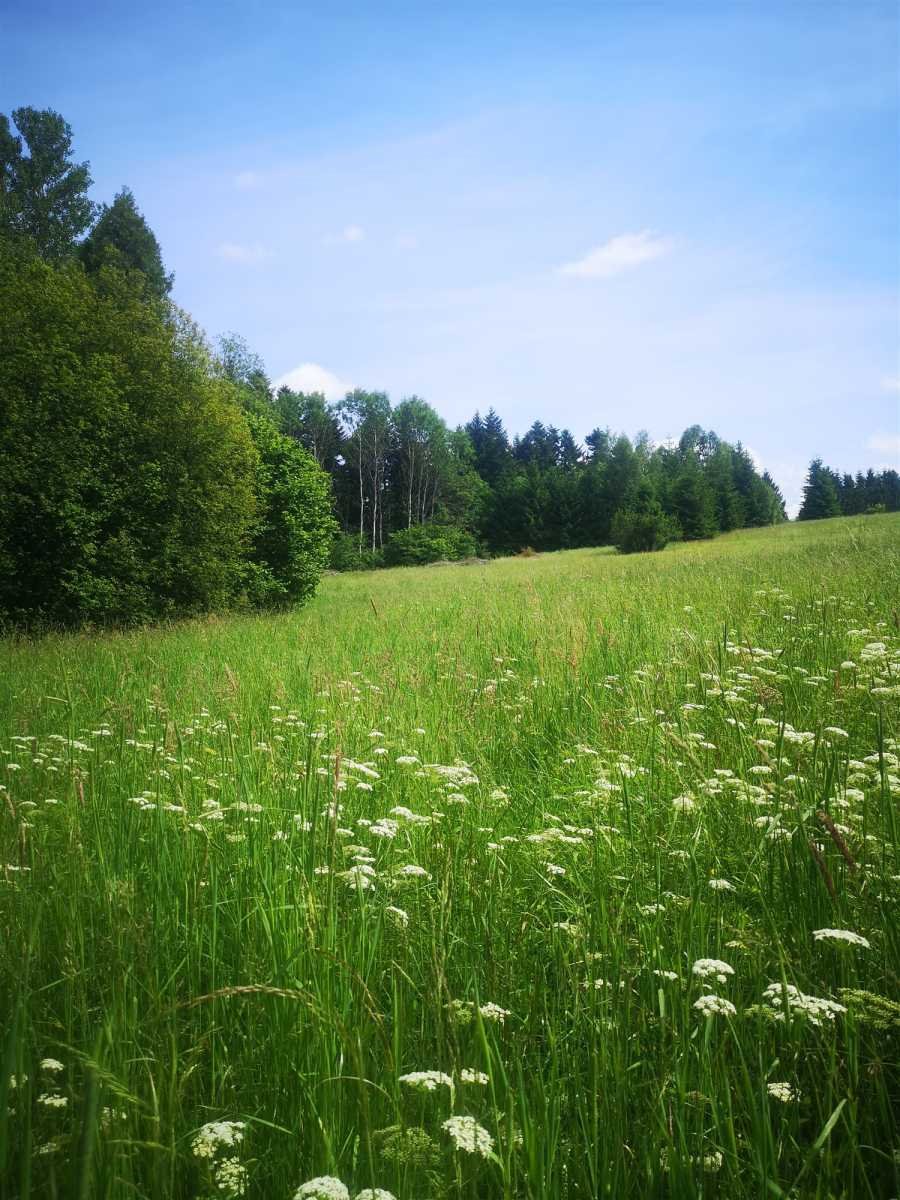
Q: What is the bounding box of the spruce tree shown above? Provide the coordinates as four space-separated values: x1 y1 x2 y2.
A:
798 459 841 520
80 187 173 298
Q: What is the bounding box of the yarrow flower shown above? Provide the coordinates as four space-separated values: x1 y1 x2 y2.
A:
812 928 871 949
442 1115 495 1157
693 994 737 1018
40 1058 64 1073
708 879 735 892
293 1178 350 1200
398 1070 453 1093
692 958 735 984
355 1191 397 1200
767 1081 798 1103
37 1093 68 1109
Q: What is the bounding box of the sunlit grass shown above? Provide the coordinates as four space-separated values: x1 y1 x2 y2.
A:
1 514 898 1199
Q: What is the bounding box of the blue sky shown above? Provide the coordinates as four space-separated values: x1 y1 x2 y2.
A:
4 0 898 511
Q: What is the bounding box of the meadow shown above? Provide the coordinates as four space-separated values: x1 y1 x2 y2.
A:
1 514 898 1200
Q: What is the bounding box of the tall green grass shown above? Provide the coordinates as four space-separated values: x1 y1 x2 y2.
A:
1 514 898 1199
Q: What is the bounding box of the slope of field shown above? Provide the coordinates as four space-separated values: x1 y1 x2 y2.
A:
1 514 898 1199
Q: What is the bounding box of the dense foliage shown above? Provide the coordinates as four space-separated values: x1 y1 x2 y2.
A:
265 391 788 563
0 108 336 628
798 457 900 521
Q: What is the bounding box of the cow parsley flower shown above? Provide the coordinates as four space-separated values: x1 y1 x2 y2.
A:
708 879 734 892
693 994 737 1018
355 1190 397 1200
192 1120 246 1159
761 982 846 1026
40 1058 64 1073
37 1093 68 1109
398 1071 453 1093
458 1068 489 1085
294 1178 350 1200
442 1115 494 1157
692 958 735 984
812 928 870 949
214 1155 248 1196
767 1081 798 1103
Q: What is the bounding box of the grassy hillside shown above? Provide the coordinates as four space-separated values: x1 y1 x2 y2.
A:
1 514 898 1199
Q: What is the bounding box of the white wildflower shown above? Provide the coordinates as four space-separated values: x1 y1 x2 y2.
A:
294 1178 350 1200
767 1081 798 1103
458 1068 489 1085
398 1070 453 1093
192 1120 246 1159
693 994 737 1018
708 879 735 892
761 982 846 1026
442 1115 494 1157
812 928 870 949
214 1156 248 1196
40 1058 64 1073
692 959 735 984
37 1093 68 1109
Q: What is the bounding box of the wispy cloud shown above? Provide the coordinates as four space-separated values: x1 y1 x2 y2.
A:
867 432 900 457
559 230 673 279
880 375 900 393
216 241 272 264
324 224 365 246
272 362 352 401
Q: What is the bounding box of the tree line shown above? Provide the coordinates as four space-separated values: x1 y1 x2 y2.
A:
798 459 900 522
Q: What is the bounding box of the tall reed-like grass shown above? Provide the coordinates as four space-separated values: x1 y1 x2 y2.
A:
1 514 898 1198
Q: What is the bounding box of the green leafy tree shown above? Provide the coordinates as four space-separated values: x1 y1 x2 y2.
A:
0 106 96 259
0 244 258 625
241 413 337 607
80 186 172 298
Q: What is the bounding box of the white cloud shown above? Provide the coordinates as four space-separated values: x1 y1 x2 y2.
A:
272 362 352 401
325 224 365 245
881 375 900 393
234 170 263 191
559 230 673 279
216 241 272 264
867 432 900 458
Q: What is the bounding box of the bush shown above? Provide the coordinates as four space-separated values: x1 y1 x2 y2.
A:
241 413 337 608
329 532 384 572
611 507 675 555
383 524 477 567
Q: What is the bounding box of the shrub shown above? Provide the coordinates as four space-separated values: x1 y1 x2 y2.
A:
383 524 477 567
241 413 337 608
611 507 675 555
329 533 384 572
